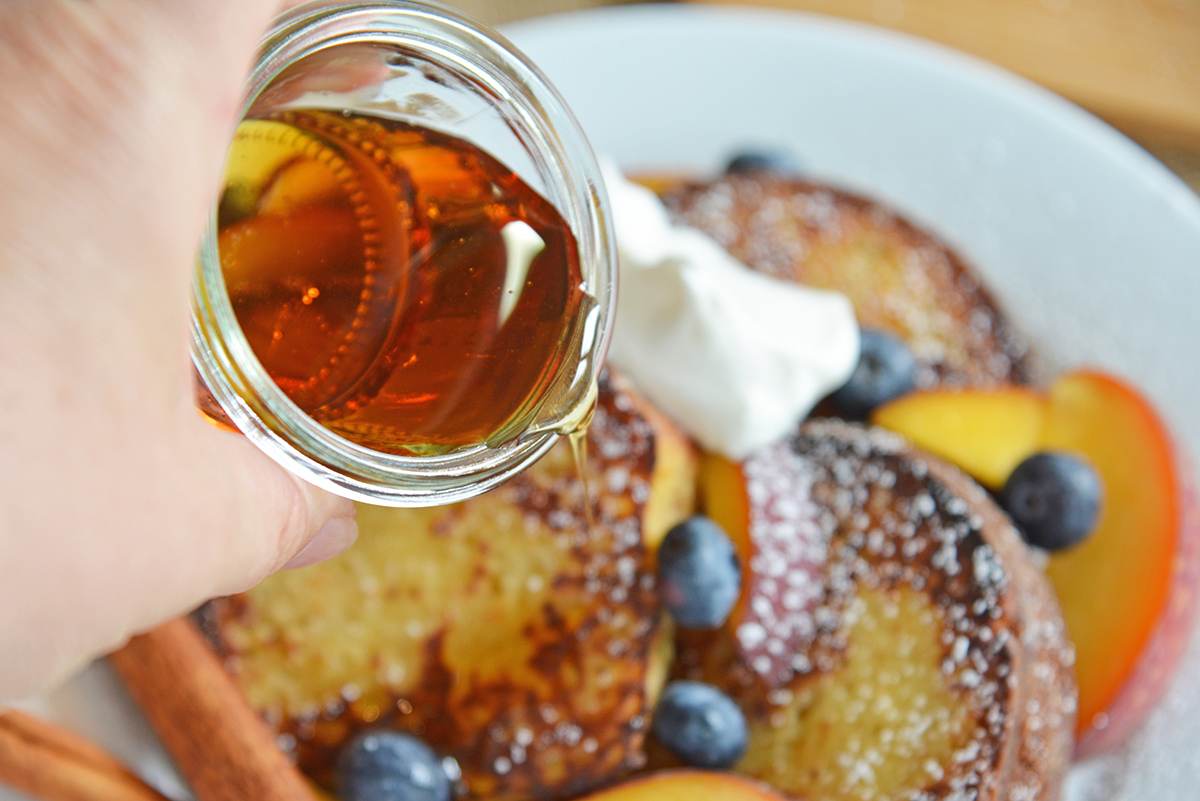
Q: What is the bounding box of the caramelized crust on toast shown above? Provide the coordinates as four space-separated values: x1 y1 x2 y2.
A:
657 174 1036 388
200 373 697 800
677 420 1075 800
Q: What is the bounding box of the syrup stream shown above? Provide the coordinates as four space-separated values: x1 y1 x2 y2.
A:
559 381 598 532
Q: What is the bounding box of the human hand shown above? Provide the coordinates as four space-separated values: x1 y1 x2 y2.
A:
0 0 358 701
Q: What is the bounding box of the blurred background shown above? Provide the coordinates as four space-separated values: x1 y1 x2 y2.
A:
441 0 1200 195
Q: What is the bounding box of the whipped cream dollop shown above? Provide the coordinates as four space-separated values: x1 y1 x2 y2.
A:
602 162 860 459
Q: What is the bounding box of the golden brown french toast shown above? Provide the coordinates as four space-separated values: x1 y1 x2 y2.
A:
199 372 697 800
192 163 1078 801
657 173 1036 389
680 419 1076 800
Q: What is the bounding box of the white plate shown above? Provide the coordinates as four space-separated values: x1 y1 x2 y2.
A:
11 5 1200 800
503 6 1200 799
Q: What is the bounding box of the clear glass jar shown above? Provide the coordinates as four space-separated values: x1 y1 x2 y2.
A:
192 0 614 506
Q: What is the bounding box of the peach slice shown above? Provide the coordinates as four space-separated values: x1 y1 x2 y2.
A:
871 385 1044 489
700 448 828 686
872 369 1200 758
700 452 753 585
574 771 791 801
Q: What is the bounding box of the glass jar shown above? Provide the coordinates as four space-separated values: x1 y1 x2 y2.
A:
192 0 614 506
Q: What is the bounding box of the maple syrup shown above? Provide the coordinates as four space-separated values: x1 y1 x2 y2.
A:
216 109 591 457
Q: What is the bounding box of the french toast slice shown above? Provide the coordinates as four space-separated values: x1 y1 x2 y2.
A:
679 419 1075 801
199 372 698 800
656 174 1036 389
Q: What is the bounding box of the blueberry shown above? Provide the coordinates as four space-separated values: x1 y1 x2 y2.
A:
1000 452 1103 551
724 149 803 177
657 516 741 629
652 681 748 768
829 329 918 420
336 730 453 801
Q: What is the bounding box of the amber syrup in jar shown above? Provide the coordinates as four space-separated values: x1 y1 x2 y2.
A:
216 108 591 457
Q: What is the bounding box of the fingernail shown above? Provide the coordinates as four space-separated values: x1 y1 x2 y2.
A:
282 516 358 570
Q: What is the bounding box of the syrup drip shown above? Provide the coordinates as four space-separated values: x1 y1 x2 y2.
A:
560 382 599 533
568 429 595 532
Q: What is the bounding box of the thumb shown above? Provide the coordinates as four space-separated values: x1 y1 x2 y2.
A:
197 426 359 599
156 0 362 585
156 0 362 591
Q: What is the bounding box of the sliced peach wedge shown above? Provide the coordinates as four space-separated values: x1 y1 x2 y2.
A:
575 771 791 801
869 384 1045 489
872 369 1200 758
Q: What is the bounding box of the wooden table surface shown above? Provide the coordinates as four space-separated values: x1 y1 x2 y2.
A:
444 0 1200 195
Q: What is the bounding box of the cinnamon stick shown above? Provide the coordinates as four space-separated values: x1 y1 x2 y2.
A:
107 617 318 801
0 709 169 801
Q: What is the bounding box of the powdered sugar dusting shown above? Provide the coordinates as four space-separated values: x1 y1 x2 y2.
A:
681 419 1074 799
204 373 673 799
737 440 831 685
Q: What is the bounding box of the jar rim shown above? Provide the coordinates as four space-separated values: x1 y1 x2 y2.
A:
192 0 615 506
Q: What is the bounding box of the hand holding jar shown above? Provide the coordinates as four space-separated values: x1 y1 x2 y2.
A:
0 0 615 704
0 0 357 702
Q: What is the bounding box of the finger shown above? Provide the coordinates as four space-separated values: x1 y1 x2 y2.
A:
197 426 358 598
282 516 360 570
